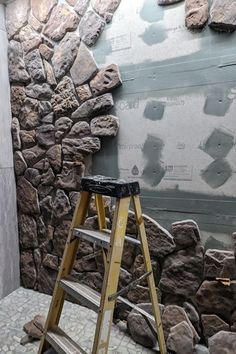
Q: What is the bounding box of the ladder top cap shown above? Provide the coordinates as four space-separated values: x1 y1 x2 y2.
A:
81 175 140 198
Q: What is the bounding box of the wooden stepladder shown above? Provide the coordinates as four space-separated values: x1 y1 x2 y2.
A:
38 175 167 354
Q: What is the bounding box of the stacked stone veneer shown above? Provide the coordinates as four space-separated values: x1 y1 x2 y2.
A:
6 0 122 294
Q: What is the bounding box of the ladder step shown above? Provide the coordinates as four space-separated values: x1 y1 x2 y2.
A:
60 277 100 313
73 228 140 248
46 326 86 354
59 277 156 325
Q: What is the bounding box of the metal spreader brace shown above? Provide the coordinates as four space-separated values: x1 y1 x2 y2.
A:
38 175 167 354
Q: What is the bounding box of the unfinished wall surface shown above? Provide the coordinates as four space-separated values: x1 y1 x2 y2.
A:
6 0 121 294
92 0 236 251
0 4 20 299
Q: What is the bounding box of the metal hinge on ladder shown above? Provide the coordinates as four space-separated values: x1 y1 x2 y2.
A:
38 175 167 354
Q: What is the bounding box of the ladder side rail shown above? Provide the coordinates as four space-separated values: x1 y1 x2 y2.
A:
92 196 130 354
132 195 167 354
38 191 92 354
95 194 108 274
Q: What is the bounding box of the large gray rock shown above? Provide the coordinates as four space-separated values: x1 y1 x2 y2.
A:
76 84 93 103
31 0 57 23
42 254 59 271
68 121 91 138
8 41 29 83
19 98 39 130
20 130 36 149
24 168 41 187
127 303 157 348
162 305 200 343
38 266 57 295
167 321 194 354
196 280 236 321
183 302 201 334
55 117 73 142
53 221 71 257
22 145 45 167
11 86 26 116
25 83 53 101
39 44 54 61
79 9 105 46
90 115 119 137
91 0 121 22
11 117 21 150
208 331 236 354
55 161 84 190
19 214 38 250
204 249 236 279
160 245 204 298
72 93 114 119
202 314 229 342
5 0 30 39
14 151 27 176
46 145 62 173
52 189 71 219
43 3 79 41
62 137 101 156
74 0 90 16
70 42 98 86
17 177 40 215
209 0 236 32
171 219 201 250
19 25 42 54
28 13 43 32
41 159 55 186
39 101 52 117
90 64 122 96
194 344 209 354
20 250 37 289
43 60 57 87
25 49 46 82
52 77 79 116
185 0 209 30
36 124 55 148
52 32 80 80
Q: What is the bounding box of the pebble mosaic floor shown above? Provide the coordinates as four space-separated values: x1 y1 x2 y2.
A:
0 287 155 353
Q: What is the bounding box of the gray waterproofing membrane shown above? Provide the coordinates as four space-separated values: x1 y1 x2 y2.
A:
92 0 236 249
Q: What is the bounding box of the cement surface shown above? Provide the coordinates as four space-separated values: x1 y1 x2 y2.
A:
0 287 154 353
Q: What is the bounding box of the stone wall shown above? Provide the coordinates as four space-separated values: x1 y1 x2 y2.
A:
0 3 20 299
6 0 122 293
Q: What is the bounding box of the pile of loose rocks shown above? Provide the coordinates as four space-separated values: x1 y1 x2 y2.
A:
6 0 122 295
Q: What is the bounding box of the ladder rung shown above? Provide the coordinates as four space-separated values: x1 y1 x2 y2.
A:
46 326 86 354
59 277 156 326
73 228 140 248
60 277 101 313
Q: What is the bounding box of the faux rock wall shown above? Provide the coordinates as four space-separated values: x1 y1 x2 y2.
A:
6 0 122 294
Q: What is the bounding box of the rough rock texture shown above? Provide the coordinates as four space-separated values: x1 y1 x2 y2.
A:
72 93 114 119
31 0 57 23
76 84 93 103
208 331 236 354
11 86 26 116
74 0 90 16
52 76 79 115
70 42 98 86
171 219 201 250
167 321 194 354
209 0 236 32
20 250 37 289
24 49 46 82
52 32 80 80
90 64 122 96
11 117 21 150
79 10 105 46
19 98 40 129
39 44 53 61
5 0 30 39
36 124 55 148
91 115 119 136
25 83 53 101
28 14 43 33
43 3 79 41
162 305 200 343
202 314 229 342
17 177 40 215
14 152 27 176
160 245 204 297
158 0 184 5
185 0 209 30
62 137 101 156
8 41 29 83
204 249 236 279
55 117 73 142
92 0 121 22
19 214 38 250
19 25 42 54
196 280 236 321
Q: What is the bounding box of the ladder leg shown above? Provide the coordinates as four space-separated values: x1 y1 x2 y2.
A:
95 194 108 273
92 197 131 354
132 195 167 354
38 191 92 354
